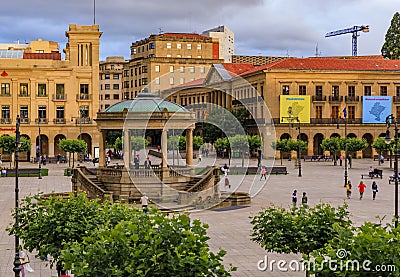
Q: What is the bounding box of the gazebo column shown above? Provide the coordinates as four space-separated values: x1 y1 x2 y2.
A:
186 128 193 166
99 130 106 167
123 129 130 167
161 129 168 168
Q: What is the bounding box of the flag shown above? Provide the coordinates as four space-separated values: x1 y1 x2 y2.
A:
343 107 347 118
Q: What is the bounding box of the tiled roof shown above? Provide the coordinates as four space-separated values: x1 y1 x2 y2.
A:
162 33 207 39
174 78 206 88
23 52 61 60
221 63 255 77
241 56 400 75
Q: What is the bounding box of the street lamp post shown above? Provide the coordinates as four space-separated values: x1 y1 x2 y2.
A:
344 113 348 188
13 115 21 276
38 118 42 179
79 110 83 162
385 114 399 228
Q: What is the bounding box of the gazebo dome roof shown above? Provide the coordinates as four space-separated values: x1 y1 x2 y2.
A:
104 92 189 113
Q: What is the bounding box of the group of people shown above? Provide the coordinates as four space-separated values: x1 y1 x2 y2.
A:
345 180 378 200
133 154 152 169
292 190 308 207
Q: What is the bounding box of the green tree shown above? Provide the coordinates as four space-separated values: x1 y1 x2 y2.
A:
321 137 342 165
113 136 123 153
247 135 262 154
381 12 400 60
230 135 249 167
8 193 234 277
309 222 400 276
271 139 291 165
287 138 307 158
215 137 229 158
59 139 87 168
105 130 123 148
340 137 368 158
251 203 352 277
372 137 391 166
0 135 31 168
130 136 149 156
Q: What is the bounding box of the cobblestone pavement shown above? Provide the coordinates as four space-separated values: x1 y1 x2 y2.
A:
0 157 396 276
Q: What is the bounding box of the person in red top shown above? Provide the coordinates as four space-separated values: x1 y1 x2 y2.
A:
358 181 366 200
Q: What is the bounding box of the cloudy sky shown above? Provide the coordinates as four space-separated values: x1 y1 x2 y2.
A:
0 0 398 61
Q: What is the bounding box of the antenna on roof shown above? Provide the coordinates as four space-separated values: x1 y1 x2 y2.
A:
93 0 96 24
315 43 321 57
158 27 164 34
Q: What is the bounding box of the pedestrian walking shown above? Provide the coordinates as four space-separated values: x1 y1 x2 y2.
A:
339 155 343 166
224 177 231 189
358 181 366 200
140 193 149 213
372 181 378 200
292 190 298 207
260 166 267 180
346 180 352 199
301 192 308 207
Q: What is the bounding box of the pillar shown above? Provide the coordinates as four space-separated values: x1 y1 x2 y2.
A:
99 130 105 167
186 128 193 166
123 129 130 167
161 129 168 168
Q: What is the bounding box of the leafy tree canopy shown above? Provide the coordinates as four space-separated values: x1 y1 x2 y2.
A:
381 12 400 59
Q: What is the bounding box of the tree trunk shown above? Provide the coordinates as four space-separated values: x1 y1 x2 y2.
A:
333 153 337 166
280 151 283 166
72 153 75 168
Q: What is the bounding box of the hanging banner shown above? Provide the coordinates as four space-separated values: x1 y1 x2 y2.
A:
279 95 310 123
362 96 392 123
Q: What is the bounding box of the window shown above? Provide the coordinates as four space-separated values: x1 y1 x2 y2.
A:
124 70 129 77
197 55 202 59
187 55 191 58
20 83 28 96
177 43 181 49
155 65 160 72
364 86 371 96
113 94 119 100
20 106 28 119
131 48 137 55
105 94 110 100
56 106 64 119
396 86 400 97
105 84 110 90
348 106 355 119
189 66 195 73
142 66 147 73
315 85 322 97
167 42 171 49
197 44 202 50
38 84 47 96
180 78 185 85
169 77 174 85
187 44 192 50
397 106 400 120
80 105 89 118
380 86 388 96
2 105 10 118
331 106 339 119
149 43 155 49
299 85 306 95
105 74 110 79
177 54 182 58
180 66 185 73
166 54 171 58
332 85 339 97
282 85 289 95
348 86 355 97
169 66 174 73
80 84 89 99
56 84 65 97
315 106 322 119
113 84 119 90
113 74 119 79
38 106 47 119
200 66 205 73
142 78 148 85
155 77 160 85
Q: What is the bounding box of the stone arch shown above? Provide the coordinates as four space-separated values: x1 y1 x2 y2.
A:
348 133 357 138
78 133 92 155
313 133 324 155
54 134 67 157
330 133 341 138
280 133 291 140
20 134 31 162
299 133 308 155
36 134 49 156
362 133 374 158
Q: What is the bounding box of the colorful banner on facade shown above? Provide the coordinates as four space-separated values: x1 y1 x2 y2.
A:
362 96 392 123
279 95 310 124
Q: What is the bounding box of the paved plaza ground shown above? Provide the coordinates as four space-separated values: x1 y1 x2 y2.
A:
0 156 397 276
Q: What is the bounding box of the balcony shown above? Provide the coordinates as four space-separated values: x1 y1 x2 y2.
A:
76 117 92 124
312 95 327 102
54 118 66 124
1 118 11 124
18 93 30 97
36 93 48 98
345 96 360 103
76 94 92 101
310 118 362 124
328 96 343 103
52 94 67 101
0 93 11 97
394 96 400 103
20 118 29 124
35 118 48 124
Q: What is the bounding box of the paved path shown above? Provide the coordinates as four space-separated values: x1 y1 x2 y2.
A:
0 157 396 276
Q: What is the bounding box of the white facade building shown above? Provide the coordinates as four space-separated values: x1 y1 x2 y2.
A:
202 25 234 63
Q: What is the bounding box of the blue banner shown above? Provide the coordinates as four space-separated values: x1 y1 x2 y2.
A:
362 96 392 123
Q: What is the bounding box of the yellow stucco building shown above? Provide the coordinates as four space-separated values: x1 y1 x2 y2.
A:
0 24 102 161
